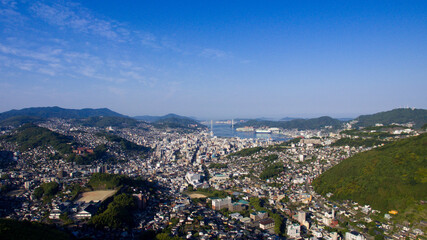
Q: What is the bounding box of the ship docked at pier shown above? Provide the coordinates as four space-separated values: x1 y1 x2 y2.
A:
235 126 255 132
255 129 272 134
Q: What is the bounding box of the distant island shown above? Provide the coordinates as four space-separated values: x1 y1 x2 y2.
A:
235 116 343 130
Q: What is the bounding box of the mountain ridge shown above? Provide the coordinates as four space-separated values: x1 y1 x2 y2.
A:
235 108 427 130
236 116 343 130
0 106 127 120
354 108 427 128
2 107 425 130
151 114 207 130
133 113 197 122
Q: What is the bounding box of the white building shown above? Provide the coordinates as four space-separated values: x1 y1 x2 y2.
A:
185 172 202 187
212 197 231 210
324 232 340 240
345 231 366 240
75 209 92 219
49 208 62 219
287 223 301 239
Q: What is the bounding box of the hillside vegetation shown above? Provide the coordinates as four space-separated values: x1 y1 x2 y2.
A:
260 162 285 180
97 132 151 153
79 116 140 128
33 181 60 202
331 138 386 147
151 114 206 130
0 123 74 154
66 144 109 165
134 113 186 122
354 108 427 128
90 193 136 229
228 146 263 157
313 134 427 217
88 173 127 190
236 116 343 130
0 150 15 169
0 219 72 240
0 116 44 127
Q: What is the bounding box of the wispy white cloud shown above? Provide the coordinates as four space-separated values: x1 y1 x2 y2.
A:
3 1 231 59
200 48 228 59
0 0 235 92
0 0 17 8
0 42 149 84
119 70 157 86
30 1 125 41
120 71 143 81
137 31 161 49
17 62 35 71
107 86 126 96
160 37 186 53
135 31 187 54
0 1 28 27
0 52 64 77
26 1 190 54
0 43 62 62
0 5 20 19
37 67 56 76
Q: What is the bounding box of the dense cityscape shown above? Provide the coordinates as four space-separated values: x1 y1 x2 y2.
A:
0 108 425 239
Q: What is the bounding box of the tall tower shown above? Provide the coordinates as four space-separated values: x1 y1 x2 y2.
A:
231 119 234 129
210 120 214 137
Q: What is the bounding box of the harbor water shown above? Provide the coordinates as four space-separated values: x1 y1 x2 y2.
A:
211 124 290 141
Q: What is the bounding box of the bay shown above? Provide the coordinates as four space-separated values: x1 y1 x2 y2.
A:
210 124 290 141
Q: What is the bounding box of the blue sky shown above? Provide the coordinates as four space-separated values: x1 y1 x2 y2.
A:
0 0 426 119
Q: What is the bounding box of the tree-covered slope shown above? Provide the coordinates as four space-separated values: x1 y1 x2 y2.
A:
96 132 151 153
354 108 427 128
313 134 427 214
78 116 140 128
0 219 72 240
0 123 74 153
133 115 162 122
88 173 127 190
0 106 125 120
236 116 343 130
0 151 16 169
151 114 207 130
0 116 44 127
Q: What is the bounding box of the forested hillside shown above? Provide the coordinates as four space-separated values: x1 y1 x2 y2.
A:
0 123 74 154
354 108 427 128
313 134 427 219
236 116 343 130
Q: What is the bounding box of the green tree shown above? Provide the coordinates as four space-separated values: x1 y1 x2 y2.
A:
33 182 59 200
33 187 44 199
90 193 136 229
